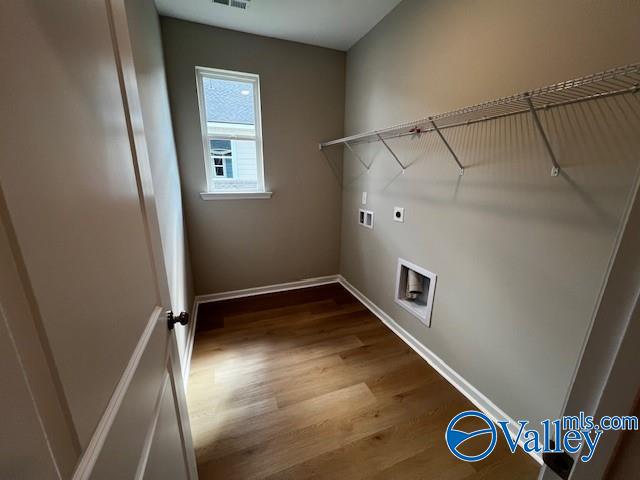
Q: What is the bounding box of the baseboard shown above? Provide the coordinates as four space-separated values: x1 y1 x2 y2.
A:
337 275 544 465
182 275 341 389
194 275 341 304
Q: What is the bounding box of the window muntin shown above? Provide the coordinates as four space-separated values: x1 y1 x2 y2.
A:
196 67 265 193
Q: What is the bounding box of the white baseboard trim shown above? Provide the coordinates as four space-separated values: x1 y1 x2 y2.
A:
194 275 341 304
182 275 341 389
336 275 543 465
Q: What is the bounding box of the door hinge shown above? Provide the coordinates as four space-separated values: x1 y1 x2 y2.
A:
167 311 189 331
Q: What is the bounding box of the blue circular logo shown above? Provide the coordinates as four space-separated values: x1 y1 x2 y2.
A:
445 410 497 462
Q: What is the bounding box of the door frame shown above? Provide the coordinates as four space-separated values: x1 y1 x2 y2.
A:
0 0 198 477
538 162 640 479
72 0 199 477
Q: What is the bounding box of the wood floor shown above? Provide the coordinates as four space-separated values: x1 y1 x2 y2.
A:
187 284 539 479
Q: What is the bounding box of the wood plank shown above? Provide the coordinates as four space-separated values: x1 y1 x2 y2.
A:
370 444 475 480
266 413 462 479
199 387 468 479
195 382 377 462
188 284 539 479
212 335 364 382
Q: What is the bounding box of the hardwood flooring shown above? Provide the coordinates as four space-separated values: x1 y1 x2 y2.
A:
187 283 539 479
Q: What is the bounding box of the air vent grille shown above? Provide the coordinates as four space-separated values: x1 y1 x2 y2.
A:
213 0 252 9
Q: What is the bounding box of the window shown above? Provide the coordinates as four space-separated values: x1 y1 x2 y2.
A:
211 139 233 178
195 67 267 195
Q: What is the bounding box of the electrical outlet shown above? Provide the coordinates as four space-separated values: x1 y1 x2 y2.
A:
365 211 374 228
393 207 405 222
359 208 374 229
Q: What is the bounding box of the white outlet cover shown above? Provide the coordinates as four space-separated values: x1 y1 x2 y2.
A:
393 207 404 222
362 192 367 205
365 211 374 228
358 208 374 229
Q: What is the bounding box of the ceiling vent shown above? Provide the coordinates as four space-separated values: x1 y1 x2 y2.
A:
213 0 251 9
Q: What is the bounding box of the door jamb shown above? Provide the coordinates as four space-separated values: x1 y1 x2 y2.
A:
105 0 198 477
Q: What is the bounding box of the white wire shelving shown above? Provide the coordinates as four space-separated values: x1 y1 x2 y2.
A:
320 63 640 176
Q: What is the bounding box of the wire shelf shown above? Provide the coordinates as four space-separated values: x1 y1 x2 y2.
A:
320 63 640 160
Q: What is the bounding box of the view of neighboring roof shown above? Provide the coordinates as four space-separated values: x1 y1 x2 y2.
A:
203 77 255 125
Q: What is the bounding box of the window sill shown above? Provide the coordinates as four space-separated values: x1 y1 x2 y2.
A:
200 191 273 200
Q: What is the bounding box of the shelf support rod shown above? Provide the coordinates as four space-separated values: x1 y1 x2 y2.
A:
430 118 464 176
525 94 560 177
376 134 406 171
344 141 370 171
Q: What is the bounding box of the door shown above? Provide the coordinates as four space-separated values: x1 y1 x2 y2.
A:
0 0 197 479
122 0 193 379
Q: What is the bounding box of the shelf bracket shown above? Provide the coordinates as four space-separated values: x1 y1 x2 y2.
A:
376 133 406 171
525 94 560 177
344 141 370 171
429 119 464 176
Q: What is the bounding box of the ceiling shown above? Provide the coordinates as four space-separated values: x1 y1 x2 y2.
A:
154 0 403 51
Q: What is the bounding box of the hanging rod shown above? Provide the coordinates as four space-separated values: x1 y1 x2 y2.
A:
320 63 640 176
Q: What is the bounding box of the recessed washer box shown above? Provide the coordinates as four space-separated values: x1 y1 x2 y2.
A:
395 258 437 327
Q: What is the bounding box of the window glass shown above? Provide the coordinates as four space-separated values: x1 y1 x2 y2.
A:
197 68 264 193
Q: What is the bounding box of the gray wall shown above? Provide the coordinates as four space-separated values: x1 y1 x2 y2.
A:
125 0 194 363
340 0 640 432
607 396 640 478
161 18 345 295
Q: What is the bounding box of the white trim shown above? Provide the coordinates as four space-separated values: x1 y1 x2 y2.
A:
107 0 172 310
200 191 273 200
195 66 266 195
553 161 640 479
72 306 164 480
166 343 199 479
337 275 544 465
206 133 257 142
194 275 340 305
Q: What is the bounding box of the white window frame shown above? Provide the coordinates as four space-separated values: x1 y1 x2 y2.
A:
195 66 267 196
